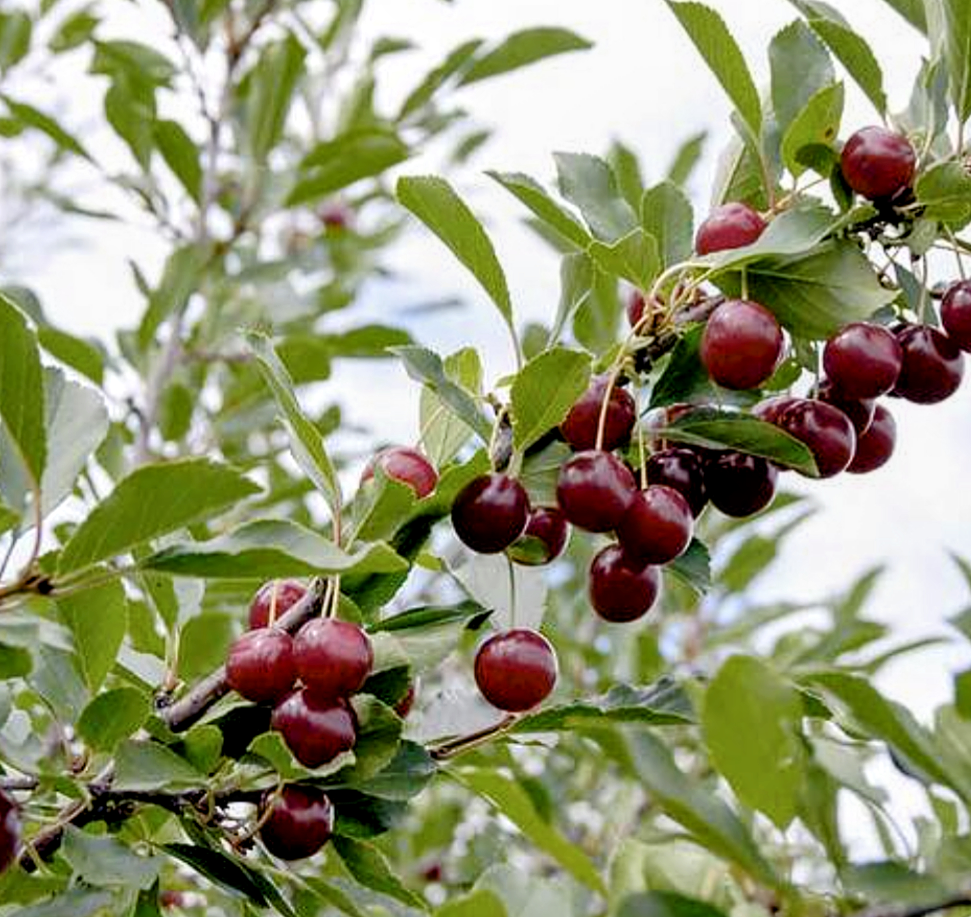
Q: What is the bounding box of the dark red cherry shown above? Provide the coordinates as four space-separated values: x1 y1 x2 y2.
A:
271 689 356 769
823 322 902 399
0 789 19 874
893 324 964 403
941 280 971 352
628 290 646 328
700 300 784 390
840 126 917 201
778 399 856 478
508 506 570 566
644 447 708 517
695 202 767 255
588 545 660 623
451 474 530 554
616 485 693 566
294 618 373 701
362 446 437 499
227 629 297 704
394 682 417 719
847 404 896 474
817 380 875 437
260 785 334 860
474 629 557 712
560 376 636 452
556 451 636 533
704 451 778 517
752 395 801 426
249 580 307 629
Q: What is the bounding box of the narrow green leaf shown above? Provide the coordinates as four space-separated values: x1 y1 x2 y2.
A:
640 182 694 269
0 10 31 71
153 119 202 202
926 0 971 123
769 20 835 133
0 93 90 159
550 253 594 344
163 844 269 905
458 27 591 85
487 171 591 249
332 836 429 911
877 0 926 31
372 600 487 633
397 39 482 120
555 152 638 241
419 347 483 466
666 131 707 187
617 893 728 917
510 347 591 451
57 580 127 692
37 327 105 384
137 244 209 351
436 890 507 917
246 33 306 162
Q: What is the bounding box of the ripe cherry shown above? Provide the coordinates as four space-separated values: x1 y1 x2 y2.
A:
823 322 902 399
557 450 636 533
508 506 570 566
644 447 708 517
362 446 437 499
560 376 636 452
778 399 856 478
695 202 767 255
616 485 693 566
705 451 778 518
271 689 356 769
817 380 875 437
589 545 660 623
249 580 307 629
628 290 646 328
753 395 801 426
941 280 971 352
0 789 19 874
893 324 964 404
294 618 373 701
394 682 417 719
840 127 917 201
452 474 530 554
700 300 784 390
259 785 335 860
474 629 558 712
847 405 896 474
226 629 297 704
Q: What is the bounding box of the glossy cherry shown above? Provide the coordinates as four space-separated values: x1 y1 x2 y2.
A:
556 450 636 533
474 629 558 712
560 376 636 452
628 290 647 328
704 451 778 518
226 629 297 704
588 545 660 623
271 689 356 769
700 299 784 390
616 485 693 566
752 395 801 426
0 789 19 874
847 404 896 474
260 785 335 860
695 202 767 255
893 324 964 404
840 126 917 201
451 474 530 554
508 506 570 566
817 380 875 437
294 618 373 701
644 447 708 517
778 399 856 478
823 322 902 399
394 682 417 719
362 446 437 499
249 580 307 629
941 280 971 352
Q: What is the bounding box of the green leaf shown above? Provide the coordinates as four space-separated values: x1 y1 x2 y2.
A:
58 458 260 573
177 612 234 681
397 176 515 344
781 81 844 177
640 182 694 270
77 687 150 752
49 7 99 53
436 890 507 917
664 2 762 136
453 768 607 894
62 826 161 890
666 538 712 594
487 171 591 249
510 348 591 452
609 139 646 210
57 580 127 692
143 519 405 579
163 844 270 905
397 39 482 119
104 77 155 169
114 739 204 792
153 119 202 202
0 10 31 71
0 94 90 159
617 893 728 917
927 0 971 123
287 129 410 207
332 836 429 912
649 326 712 409
458 27 591 85
666 131 707 187
137 244 209 351
703 656 805 828
37 327 105 384
842 862 951 906
246 33 306 162
419 347 484 466
550 253 594 345
916 161 971 227
770 20 835 133
878 0 927 31
10 889 114 917
372 600 487 633
555 152 638 241
588 228 661 290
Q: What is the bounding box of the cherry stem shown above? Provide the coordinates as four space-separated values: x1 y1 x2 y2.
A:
506 555 518 629
594 363 624 452
429 713 518 760
943 226 968 282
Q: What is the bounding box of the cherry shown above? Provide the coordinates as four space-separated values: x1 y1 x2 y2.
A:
259 785 334 860
0 789 19 874
226 629 297 704
362 446 437 499
817 380 875 437
823 322 902 399
556 450 636 533
616 485 693 566
941 280 971 352
271 689 356 769
507 506 570 566
451 474 530 554
320 202 351 231
847 404 896 475
394 682 417 719
778 399 856 478
294 618 373 701
588 545 660 623
695 202 767 255
628 290 646 328
840 127 917 201
474 629 558 711
752 395 801 426
893 324 964 404
700 300 784 390
644 447 708 517
249 580 307 629
704 451 778 517
560 376 636 452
